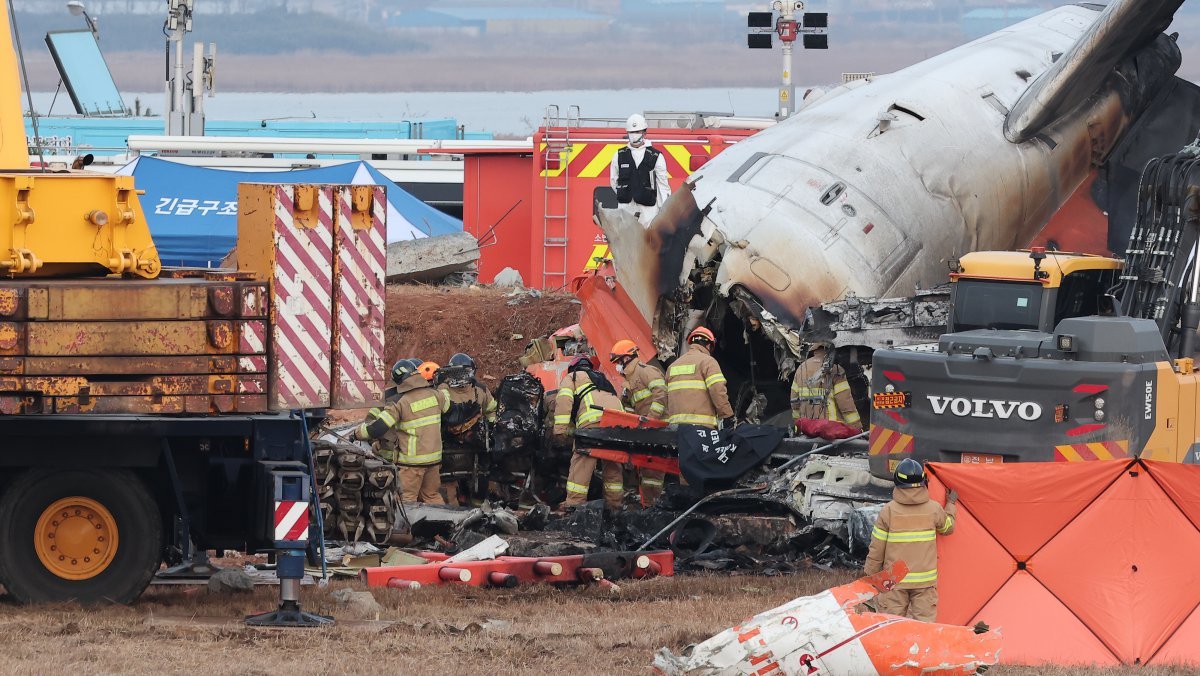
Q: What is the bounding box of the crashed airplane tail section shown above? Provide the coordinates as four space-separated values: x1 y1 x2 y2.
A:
653 562 1001 675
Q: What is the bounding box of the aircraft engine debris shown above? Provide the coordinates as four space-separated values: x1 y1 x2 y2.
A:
653 562 1002 675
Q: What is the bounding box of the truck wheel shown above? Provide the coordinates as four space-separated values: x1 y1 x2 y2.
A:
0 468 162 604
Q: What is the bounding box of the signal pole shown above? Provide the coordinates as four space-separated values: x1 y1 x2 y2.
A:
775 1 797 117
747 3 828 118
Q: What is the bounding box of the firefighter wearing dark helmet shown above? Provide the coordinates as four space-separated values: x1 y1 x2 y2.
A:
552 354 626 509
864 458 958 622
356 358 451 504
437 352 497 506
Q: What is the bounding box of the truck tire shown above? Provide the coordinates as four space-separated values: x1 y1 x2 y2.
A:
0 468 162 604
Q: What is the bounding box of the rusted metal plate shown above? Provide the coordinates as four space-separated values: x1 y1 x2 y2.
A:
16 355 241 375
46 393 270 414
0 279 268 321
23 320 266 356
330 185 387 408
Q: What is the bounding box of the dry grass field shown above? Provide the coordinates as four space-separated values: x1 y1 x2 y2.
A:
0 570 1182 675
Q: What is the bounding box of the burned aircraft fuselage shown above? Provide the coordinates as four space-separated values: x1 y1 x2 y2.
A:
600 3 1187 416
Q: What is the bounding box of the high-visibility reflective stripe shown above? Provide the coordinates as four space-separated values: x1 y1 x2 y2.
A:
604 482 624 492
566 481 588 495
667 381 707 392
704 373 726 387
832 381 852 394
827 399 844 423
410 396 439 412
357 423 369 438
939 516 954 533
669 364 697 376
376 410 398 427
902 569 938 584
553 414 572 424
669 413 719 425
486 399 498 412
558 387 576 397
649 402 665 415
872 527 889 541
878 529 936 543
630 388 654 403
646 378 665 390
641 478 664 487
795 387 827 396
398 450 441 465
368 407 382 417
399 413 441 431
576 391 603 425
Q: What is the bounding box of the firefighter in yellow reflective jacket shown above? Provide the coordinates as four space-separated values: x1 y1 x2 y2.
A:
666 327 734 428
356 359 452 504
790 343 862 431
610 339 668 506
864 459 958 622
438 352 499 506
553 354 626 509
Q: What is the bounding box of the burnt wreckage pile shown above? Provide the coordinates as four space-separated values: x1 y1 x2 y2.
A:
325 375 890 571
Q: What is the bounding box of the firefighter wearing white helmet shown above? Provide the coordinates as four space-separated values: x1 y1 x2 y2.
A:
610 113 672 226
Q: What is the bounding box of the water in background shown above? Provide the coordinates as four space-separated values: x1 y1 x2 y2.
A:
29 87 780 137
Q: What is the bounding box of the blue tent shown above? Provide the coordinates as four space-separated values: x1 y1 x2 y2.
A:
119 156 462 268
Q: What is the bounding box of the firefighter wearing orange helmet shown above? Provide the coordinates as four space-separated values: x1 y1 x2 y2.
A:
419 361 440 382
665 327 734 429
610 339 668 506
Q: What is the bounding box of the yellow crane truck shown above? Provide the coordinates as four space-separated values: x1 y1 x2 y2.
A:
0 3 388 623
868 145 1200 477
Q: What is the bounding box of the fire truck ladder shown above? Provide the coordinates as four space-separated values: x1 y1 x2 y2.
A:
542 105 579 290
1116 143 1200 356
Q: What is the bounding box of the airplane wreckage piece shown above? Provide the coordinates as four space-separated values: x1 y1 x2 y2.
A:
600 0 1200 415
653 563 1002 675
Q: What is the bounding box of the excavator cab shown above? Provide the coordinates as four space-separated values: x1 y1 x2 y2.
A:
947 249 1123 333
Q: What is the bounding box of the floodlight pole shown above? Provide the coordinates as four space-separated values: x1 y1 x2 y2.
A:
773 1 801 118
165 0 192 136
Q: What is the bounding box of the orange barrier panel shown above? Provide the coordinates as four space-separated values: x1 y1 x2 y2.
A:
931 459 1200 666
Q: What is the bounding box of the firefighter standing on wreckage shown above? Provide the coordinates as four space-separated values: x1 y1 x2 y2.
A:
864 458 958 622
610 339 668 506
666 327 734 429
437 352 498 506
356 358 452 504
553 354 627 510
790 342 862 433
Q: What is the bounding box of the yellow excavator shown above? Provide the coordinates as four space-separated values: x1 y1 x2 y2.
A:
869 145 1200 477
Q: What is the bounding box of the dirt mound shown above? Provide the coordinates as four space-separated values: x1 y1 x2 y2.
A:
385 284 579 378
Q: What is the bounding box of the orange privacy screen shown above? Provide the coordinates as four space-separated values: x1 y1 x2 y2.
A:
931 460 1200 666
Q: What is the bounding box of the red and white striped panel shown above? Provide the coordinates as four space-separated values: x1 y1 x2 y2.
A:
330 185 387 407
238 319 268 374
269 185 334 410
273 500 309 542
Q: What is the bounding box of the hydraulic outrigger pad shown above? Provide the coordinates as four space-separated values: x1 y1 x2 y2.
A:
245 468 334 628
245 577 334 628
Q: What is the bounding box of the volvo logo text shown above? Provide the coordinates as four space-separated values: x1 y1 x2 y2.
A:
927 396 1042 421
